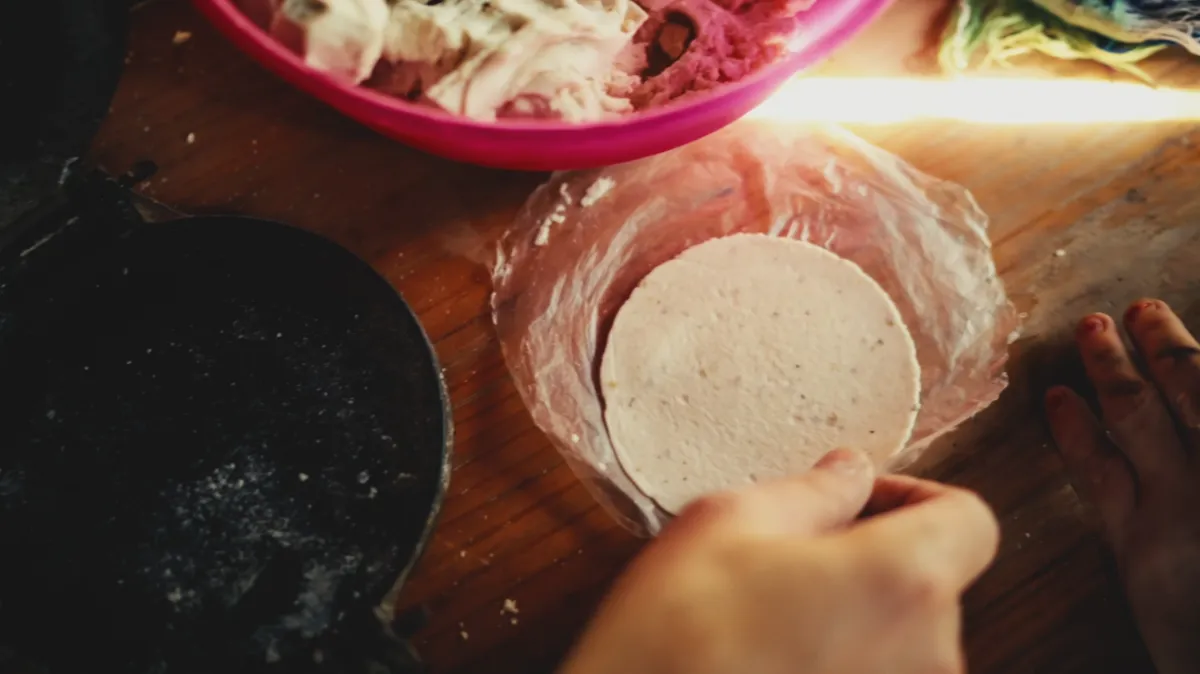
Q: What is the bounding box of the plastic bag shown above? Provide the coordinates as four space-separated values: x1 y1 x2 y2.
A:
491 121 1020 537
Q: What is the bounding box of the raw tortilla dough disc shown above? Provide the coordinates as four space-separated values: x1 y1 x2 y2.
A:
600 234 921 514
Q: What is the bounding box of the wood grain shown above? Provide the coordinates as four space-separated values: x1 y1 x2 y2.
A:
89 1 1200 672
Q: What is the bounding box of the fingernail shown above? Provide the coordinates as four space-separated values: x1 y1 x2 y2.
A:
1077 316 1106 337
817 448 870 475
1125 300 1157 323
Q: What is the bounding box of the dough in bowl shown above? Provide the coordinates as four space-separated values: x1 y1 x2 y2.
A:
600 233 921 514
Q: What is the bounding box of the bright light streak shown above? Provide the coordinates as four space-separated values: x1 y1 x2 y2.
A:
747 76 1200 124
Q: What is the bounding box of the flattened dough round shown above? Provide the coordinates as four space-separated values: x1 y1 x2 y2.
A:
600 234 921 514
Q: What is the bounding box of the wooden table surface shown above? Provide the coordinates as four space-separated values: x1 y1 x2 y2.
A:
91 1 1200 672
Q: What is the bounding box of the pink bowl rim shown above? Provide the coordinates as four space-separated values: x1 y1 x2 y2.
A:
195 0 891 134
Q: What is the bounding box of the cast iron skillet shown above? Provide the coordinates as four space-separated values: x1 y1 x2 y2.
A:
0 216 452 674
0 2 452 672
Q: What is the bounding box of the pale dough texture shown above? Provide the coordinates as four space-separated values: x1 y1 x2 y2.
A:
600 234 921 514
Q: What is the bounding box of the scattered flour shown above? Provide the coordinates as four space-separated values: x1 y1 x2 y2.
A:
580 176 615 207
533 176 615 246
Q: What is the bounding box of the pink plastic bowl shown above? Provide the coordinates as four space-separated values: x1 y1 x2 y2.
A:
194 0 889 170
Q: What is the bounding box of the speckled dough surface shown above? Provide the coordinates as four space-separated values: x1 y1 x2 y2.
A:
600 234 921 514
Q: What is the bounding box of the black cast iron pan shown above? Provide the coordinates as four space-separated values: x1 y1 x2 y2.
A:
0 2 452 672
0 215 452 674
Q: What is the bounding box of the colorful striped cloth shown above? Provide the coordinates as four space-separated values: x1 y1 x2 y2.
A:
939 0 1200 78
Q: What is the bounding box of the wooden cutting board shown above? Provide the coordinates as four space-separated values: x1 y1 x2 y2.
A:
89 1 1200 671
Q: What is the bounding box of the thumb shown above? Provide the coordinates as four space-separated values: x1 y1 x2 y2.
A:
736 447 876 535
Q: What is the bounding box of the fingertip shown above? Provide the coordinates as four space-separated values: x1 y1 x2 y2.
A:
935 487 1002 580
951 487 1001 557
1124 298 1161 326
1044 389 1097 458
1044 385 1073 412
1075 313 1110 340
814 447 875 480
1044 386 1090 433
729 448 877 536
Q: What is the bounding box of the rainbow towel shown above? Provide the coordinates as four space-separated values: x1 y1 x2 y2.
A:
939 0 1200 79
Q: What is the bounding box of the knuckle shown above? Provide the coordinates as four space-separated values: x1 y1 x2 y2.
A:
899 567 945 609
1097 375 1148 400
1087 345 1128 369
1152 344 1200 366
868 555 948 610
868 489 998 606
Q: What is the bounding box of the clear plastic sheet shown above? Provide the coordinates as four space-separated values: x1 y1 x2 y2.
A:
491 121 1020 536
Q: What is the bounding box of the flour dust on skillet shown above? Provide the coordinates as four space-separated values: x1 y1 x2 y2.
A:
0 0 126 231
0 217 451 673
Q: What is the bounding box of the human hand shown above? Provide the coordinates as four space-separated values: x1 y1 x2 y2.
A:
559 449 999 674
1046 299 1200 674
